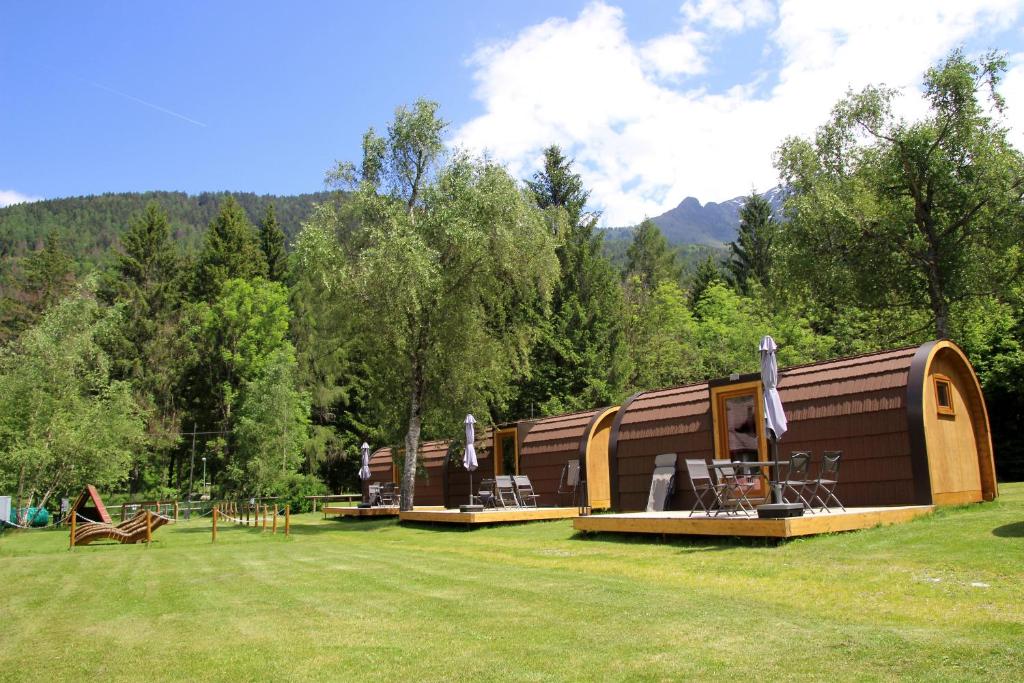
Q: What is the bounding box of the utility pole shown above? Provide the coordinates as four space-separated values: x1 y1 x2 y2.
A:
186 423 197 519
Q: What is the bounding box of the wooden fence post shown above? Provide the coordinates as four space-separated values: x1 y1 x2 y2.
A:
285 505 291 537
262 505 268 531
69 513 76 550
145 510 152 545
272 506 278 534
173 501 179 521
212 505 218 543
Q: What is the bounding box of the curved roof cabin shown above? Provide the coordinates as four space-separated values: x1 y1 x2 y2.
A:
360 441 451 507
518 407 618 509
609 340 997 511
361 447 396 500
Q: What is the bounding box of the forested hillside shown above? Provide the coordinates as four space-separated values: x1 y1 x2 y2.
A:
0 191 335 268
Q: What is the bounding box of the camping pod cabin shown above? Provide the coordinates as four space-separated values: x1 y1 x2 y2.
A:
517 407 618 509
412 440 449 507
609 340 997 511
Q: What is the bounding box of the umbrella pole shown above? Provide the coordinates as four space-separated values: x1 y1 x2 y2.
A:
469 471 473 506
770 431 782 504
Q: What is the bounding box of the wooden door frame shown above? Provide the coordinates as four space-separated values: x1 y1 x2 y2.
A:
493 427 519 476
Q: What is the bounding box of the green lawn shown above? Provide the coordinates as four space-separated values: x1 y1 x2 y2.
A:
2 485 1023 682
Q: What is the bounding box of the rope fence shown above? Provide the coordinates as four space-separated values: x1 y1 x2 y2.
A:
211 502 290 542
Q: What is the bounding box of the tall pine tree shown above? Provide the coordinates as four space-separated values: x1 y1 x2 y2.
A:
193 195 267 300
626 219 682 291
510 145 629 417
259 203 288 282
727 192 777 294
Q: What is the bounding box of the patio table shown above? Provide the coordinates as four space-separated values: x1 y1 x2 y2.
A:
710 460 790 505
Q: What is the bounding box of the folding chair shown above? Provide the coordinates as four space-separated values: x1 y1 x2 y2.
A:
474 478 496 508
494 476 519 508
684 458 721 516
368 483 381 507
557 459 582 507
646 454 677 512
780 451 813 509
512 475 541 507
807 451 846 512
711 459 757 517
378 482 398 506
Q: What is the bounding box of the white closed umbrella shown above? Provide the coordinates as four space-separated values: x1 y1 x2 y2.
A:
760 336 787 504
463 414 478 505
359 442 371 503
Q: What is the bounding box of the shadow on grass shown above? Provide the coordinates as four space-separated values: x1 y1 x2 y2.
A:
287 518 400 534
991 521 1024 537
569 530 784 550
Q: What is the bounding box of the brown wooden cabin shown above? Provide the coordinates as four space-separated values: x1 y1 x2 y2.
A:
609 340 997 512
517 407 618 509
360 442 449 507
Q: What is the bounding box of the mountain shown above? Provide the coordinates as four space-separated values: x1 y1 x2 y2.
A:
613 186 786 246
0 190 336 269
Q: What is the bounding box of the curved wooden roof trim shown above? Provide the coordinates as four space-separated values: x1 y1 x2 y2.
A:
908 339 997 502
577 405 619 462
520 408 602 457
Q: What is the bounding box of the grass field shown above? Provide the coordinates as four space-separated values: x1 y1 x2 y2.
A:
2 485 1022 682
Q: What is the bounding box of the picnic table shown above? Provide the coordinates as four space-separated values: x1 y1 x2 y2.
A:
306 494 362 512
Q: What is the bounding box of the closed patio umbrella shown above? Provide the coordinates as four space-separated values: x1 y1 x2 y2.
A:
760 336 788 504
463 414 478 506
359 442 371 504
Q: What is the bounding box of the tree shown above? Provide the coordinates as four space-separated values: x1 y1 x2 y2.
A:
0 284 145 524
511 145 629 416
194 196 267 300
233 348 310 495
626 219 682 291
189 277 297 493
775 49 1024 339
0 232 75 342
727 192 777 294
259 203 288 282
689 254 725 309
332 100 559 510
101 202 188 491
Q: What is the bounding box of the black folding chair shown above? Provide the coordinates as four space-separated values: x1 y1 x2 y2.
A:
807 451 846 512
473 478 496 508
685 458 721 516
781 451 813 509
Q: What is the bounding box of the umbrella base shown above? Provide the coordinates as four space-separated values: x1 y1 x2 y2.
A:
756 503 804 519
357 503 372 509
459 504 484 513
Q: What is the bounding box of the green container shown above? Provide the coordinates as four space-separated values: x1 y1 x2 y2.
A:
9 507 50 527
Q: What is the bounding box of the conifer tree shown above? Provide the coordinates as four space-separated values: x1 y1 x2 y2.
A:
0 232 75 343
626 219 682 291
259 203 288 282
689 254 724 309
727 192 776 294
194 196 267 300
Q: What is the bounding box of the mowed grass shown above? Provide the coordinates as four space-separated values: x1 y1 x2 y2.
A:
2 486 1023 682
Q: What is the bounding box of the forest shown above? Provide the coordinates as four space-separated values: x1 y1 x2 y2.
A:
1 50 1021 517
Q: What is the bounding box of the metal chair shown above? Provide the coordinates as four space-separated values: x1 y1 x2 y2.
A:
711 459 757 517
557 459 582 507
494 476 519 508
807 451 846 512
378 482 398 506
781 451 813 509
685 458 721 516
473 478 496 508
646 454 677 512
367 483 381 507
512 475 540 507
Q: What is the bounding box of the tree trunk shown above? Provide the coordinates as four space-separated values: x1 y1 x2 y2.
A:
923 243 950 339
400 361 424 512
15 463 27 526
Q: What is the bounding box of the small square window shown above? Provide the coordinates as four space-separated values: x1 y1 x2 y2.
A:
934 375 955 416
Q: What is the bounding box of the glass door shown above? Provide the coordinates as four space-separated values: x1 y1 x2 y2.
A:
493 428 518 476
712 383 768 500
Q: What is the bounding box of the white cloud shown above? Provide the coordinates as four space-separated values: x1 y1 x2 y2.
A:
454 0 1023 225
0 190 41 208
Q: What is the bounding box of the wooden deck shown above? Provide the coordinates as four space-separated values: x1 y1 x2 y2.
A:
573 505 935 539
322 505 444 518
400 507 584 526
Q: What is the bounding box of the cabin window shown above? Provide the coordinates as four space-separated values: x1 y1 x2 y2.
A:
934 375 955 416
709 380 768 499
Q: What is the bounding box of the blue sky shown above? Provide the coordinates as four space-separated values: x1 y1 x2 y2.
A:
3 1 1023 224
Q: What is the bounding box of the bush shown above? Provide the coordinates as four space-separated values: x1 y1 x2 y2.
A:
274 472 328 513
